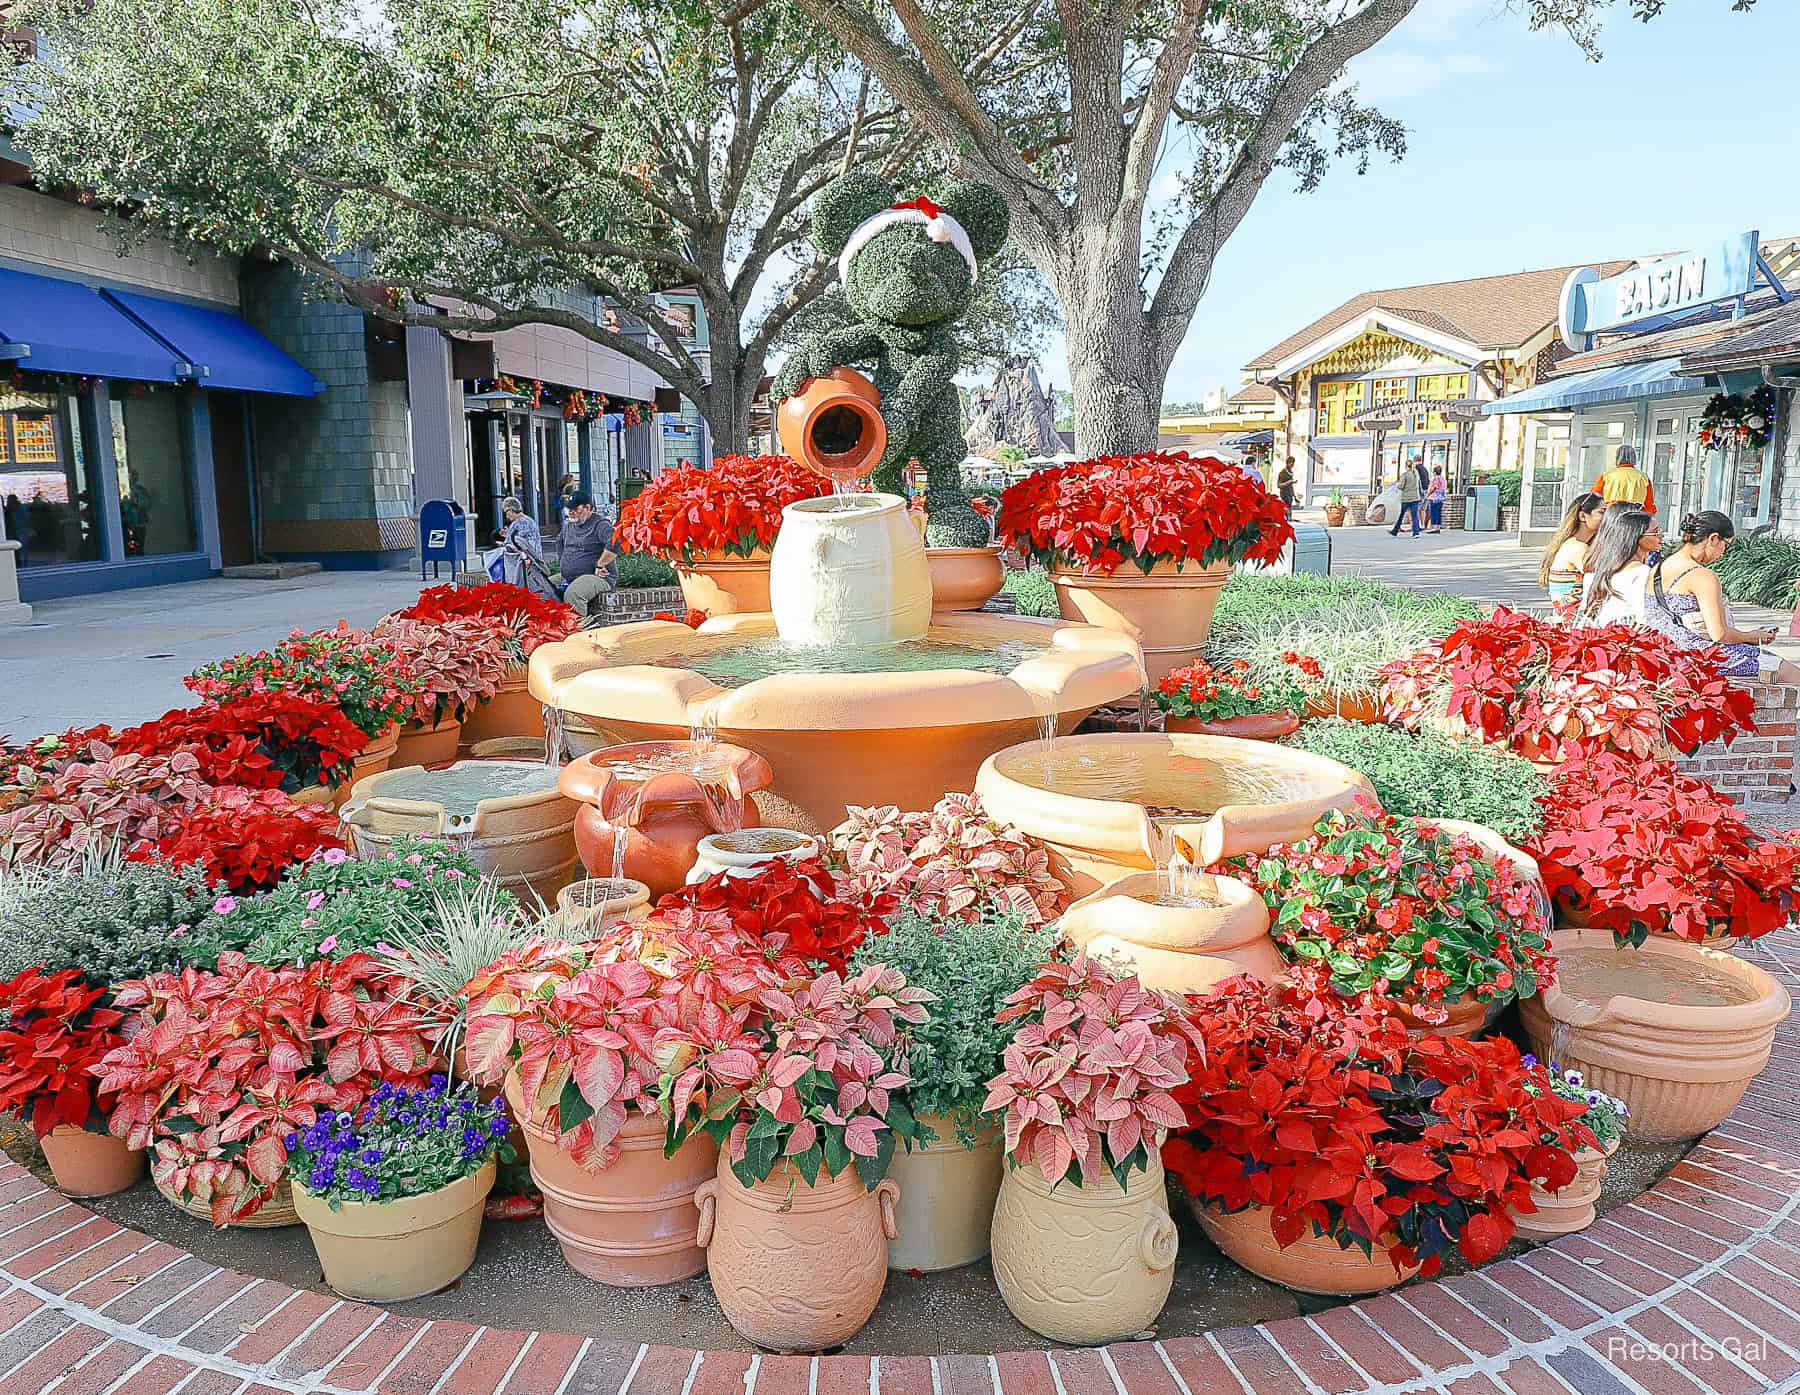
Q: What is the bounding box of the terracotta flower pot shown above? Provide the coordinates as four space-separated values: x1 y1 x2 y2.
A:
886 1115 1003 1273
775 366 888 487
685 828 819 884
506 1075 716 1286
391 713 463 770
1301 689 1383 724
335 724 399 808
1162 710 1301 741
1511 1136 1618 1242
1193 1201 1417 1296
1519 929 1792 1143
1391 992 1488 1039
1050 558 1230 687
927 547 1006 612
156 1176 301 1228
990 1152 1178 1345
288 782 336 808
696 1158 899 1352
293 1162 495 1302
554 877 652 935
459 666 544 749
675 551 773 617
1058 870 1282 993
560 741 774 899
39 1128 144 1198
1323 505 1348 528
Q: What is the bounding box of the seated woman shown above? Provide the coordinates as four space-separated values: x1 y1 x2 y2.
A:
1644 511 1800 683
1538 491 1605 603
1578 507 1661 627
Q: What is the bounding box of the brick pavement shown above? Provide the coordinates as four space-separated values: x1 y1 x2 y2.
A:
1 929 1796 1395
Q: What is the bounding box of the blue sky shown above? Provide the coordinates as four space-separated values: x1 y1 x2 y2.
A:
1057 0 1800 405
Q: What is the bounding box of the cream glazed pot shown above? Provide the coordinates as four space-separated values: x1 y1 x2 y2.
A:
684 827 821 884
989 1152 1179 1344
768 493 932 646
886 1114 1004 1272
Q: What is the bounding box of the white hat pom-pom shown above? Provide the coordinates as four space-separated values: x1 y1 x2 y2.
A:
927 219 951 244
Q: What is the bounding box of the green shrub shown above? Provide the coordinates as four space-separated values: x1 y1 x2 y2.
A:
1285 718 1549 844
616 551 679 589
847 907 1060 1145
1209 572 1480 638
1001 566 1057 618
0 844 217 986
186 836 509 968
1486 469 1523 508
1714 533 1800 609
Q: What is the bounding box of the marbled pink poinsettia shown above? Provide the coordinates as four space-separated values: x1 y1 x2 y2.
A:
828 793 1067 925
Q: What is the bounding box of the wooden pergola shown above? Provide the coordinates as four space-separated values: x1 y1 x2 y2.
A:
1349 397 1489 492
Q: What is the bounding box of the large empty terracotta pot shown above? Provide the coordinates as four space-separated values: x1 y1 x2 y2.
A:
776 366 887 487
39 1128 144 1198
927 547 1006 612
990 1152 1179 1344
459 666 543 749
1193 1202 1417 1296
1050 559 1229 687
1058 870 1281 993
974 732 1371 897
559 742 774 899
675 551 773 617
506 1075 716 1286
1519 929 1791 1143
696 1159 899 1352
886 1115 1003 1273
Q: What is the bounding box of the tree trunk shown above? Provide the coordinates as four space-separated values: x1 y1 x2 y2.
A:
1061 279 1163 457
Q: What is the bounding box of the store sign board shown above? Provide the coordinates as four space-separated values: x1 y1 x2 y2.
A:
1560 231 1759 351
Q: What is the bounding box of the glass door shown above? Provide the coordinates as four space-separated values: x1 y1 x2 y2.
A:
1575 413 1631 507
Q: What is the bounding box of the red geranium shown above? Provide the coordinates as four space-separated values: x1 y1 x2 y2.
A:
99 952 433 1224
136 786 344 894
615 455 831 563
392 581 578 663
653 856 894 974
0 968 130 1137
1380 608 1755 761
1152 658 1302 722
995 451 1292 575
1527 751 1800 945
111 694 367 794
1164 978 1593 1277
652 608 710 629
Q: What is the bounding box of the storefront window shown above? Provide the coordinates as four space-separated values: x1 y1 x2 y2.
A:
1372 377 1408 405
1527 420 1570 529
0 386 100 569
1314 380 1364 436
111 391 196 557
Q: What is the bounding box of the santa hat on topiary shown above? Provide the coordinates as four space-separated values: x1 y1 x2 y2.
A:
838 195 979 286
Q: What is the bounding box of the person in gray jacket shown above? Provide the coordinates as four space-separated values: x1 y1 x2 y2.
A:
558 490 618 618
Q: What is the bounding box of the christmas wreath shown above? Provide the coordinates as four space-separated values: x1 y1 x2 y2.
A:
1698 386 1776 453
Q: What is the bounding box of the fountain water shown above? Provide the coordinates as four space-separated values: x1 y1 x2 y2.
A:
542 704 566 768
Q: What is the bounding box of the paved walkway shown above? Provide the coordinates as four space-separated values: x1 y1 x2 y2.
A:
1 929 1795 1395
0 572 431 738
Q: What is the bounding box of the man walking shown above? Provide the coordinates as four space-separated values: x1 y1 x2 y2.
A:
558 489 619 620
1389 461 1424 538
1589 444 1657 513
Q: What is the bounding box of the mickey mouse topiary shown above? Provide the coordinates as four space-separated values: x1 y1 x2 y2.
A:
774 170 1009 548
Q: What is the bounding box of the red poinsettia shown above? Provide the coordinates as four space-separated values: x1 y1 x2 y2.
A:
1527 751 1800 945
1380 608 1755 761
995 451 1292 575
391 582 579 662
652 608 710 629
187 625 421 741
653 856 895 974
0 968 130 1137
135 786 344 894
615 455 831 563
1164 978 1593 1277
99 952 434 1224
110 694 367 794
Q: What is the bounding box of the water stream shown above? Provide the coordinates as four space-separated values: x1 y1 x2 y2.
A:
542 704 566 768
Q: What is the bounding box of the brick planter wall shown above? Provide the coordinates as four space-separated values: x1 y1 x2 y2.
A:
1676 679 1798 810
599 586 686 623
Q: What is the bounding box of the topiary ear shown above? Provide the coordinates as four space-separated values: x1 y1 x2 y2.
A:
811 171 898 259
928 178 1009 261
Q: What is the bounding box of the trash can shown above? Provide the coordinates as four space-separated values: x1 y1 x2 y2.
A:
1240 522 1331 576
1464 485 1500 532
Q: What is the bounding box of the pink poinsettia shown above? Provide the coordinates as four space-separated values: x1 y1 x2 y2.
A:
829 793 1068 925
983 956 1195 1189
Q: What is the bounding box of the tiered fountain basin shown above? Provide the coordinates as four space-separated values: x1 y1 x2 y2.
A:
529 611 1144 832
974 732 1371 896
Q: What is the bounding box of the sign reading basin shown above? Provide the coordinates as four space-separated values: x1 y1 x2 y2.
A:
1560 230 1759 351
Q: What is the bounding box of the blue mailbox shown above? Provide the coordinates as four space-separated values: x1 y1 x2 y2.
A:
418 499 468 579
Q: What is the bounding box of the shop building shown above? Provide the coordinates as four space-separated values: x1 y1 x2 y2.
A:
1487 231 1800 542
1242 260 1633 504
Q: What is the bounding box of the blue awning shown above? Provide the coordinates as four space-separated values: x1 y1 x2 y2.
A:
0 266 185 382
106 290 324 397
1484 357 1710 415
1230 428 1276 446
